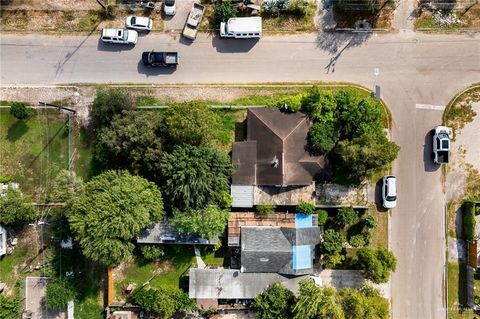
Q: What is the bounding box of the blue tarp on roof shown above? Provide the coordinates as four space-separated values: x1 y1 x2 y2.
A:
295 214 313 228
292 245 311 270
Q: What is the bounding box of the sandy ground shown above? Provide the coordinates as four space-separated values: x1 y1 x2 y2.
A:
0 0 100 11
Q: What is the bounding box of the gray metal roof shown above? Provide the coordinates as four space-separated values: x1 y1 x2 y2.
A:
189 268 288 299
240 226 320 275
231 185 254 208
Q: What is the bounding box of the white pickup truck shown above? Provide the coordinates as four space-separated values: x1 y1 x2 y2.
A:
182 3 204 40
431 126 452 164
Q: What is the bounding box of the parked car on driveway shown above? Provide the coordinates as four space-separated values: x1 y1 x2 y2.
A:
125 16 153 31
164 0 176 16
101 28 138 45
382 175 397 209
182 3 204 40
142 51 179 67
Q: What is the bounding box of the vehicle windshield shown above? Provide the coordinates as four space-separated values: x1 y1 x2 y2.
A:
165 0 175 5
437 132 449 139
122 30 128 41
386 195 397 201
442 140 449 149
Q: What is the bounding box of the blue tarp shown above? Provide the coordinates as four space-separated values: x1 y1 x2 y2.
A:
292 245 311 270
295 213 313 228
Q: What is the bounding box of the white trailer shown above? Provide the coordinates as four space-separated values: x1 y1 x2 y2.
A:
220 17 262 39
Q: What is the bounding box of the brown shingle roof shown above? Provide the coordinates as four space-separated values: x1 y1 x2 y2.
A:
232 108 325 186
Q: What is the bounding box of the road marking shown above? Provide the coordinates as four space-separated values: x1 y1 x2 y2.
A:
415 103 445 111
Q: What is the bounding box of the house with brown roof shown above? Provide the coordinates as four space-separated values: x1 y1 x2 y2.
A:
231 107 326 207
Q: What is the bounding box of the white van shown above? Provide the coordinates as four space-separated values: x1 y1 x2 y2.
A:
220 17 262 39
101 28 138 45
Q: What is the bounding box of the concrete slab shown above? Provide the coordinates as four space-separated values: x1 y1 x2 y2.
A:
25 277 66 319
164 0 195 32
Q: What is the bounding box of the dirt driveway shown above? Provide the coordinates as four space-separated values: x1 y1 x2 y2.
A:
163 0 194 31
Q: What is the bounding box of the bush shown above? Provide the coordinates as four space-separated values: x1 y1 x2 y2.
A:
335 207 359 229
214 0 237 24
257 204 276 217
349 234 366 248
10 102 29 120
0 295 20 318
285 0 311 17
91 88 133 129
463 202 476 242
323 252 345 268
274 94 304 113
141 245 164 261
45 278 76 310
322 229 345 254
364 215 377 228
132 286 195 317
356 248 397 284
0 189 36 226
296 202 316 215
251 283 295 319
316 209 328 226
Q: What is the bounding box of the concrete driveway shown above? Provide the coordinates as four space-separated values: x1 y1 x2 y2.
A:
164 0 194 32
25 277 66 319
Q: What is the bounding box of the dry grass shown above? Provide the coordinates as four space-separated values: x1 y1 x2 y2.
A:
0 7 164 32
369 205 388 249
444 85 480 138
415 7 480 29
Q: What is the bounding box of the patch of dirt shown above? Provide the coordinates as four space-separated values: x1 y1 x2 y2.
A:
0 0 101 11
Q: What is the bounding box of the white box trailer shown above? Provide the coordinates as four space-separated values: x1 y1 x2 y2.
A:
220 17 262 39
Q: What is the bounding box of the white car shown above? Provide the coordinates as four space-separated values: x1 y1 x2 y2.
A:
164 0 176 16
101 28 138 45
382 175 397 209
125 16 153 31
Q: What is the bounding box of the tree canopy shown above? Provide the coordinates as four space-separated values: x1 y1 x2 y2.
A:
10 102 30 120
251 283 295 319
0 295 20 319
335 207 359 229
334 132 400 180
95 111 164 176
340 285 389 319
68 170 164 267
159 145 232 210
91 88 133 129
308 121 339 154
356 248 397 284
322 229 345 255
0 189 36 226
296 202 316 215
293 280 345 319
163 101 222 148
171 205 229 240
132 286 195 318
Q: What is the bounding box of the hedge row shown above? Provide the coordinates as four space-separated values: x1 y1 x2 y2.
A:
463 202 476 242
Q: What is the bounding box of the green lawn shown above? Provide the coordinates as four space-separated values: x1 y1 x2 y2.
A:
0 109 69 199
448 262 473 319
115 246 196 301
0 245 31 288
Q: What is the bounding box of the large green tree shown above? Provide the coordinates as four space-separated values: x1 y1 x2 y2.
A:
163 101 221 147
159 145 232 210
68 170 164 267
356 248 397 284
171 205 229 239
95 111 164 175
335 132 400 180
308 121 339 154
91 88 133 129
340 285 389 319
293 280 345 319
251 283 295 319
132 287 195 318
48 170 84 204
301 88 338 123
0 189 36 226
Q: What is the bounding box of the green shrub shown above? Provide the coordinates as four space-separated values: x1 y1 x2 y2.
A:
214 0 237 24
45 278 76 310
323 252 345 268
257 204 276 217
364 215 377 228
274 94 304 113
308 121 339 153
335 207 359 229
349 234 366 248
296 202 316 215
475 204 480 216
316 209 328 226
463 202 476 242
10 102 29 120
322 229 345 254
0 295 20 318
286 0 311 17
141 245 164 261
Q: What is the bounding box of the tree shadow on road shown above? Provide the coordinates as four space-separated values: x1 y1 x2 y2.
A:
316 31 372 74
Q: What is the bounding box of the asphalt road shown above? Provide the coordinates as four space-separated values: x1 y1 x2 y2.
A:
1 31 480 319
